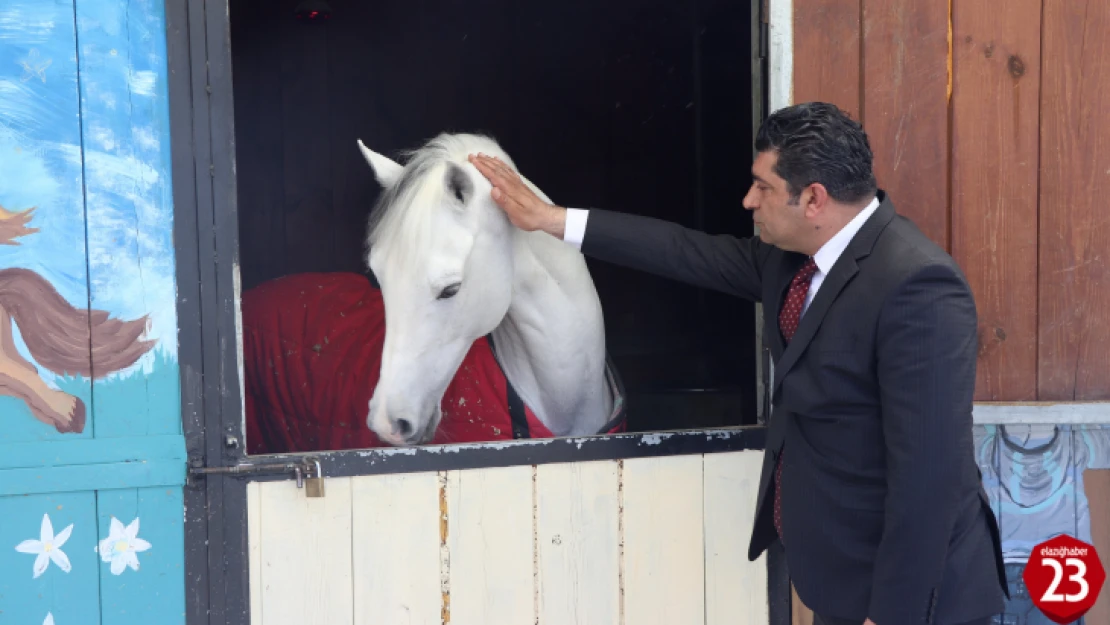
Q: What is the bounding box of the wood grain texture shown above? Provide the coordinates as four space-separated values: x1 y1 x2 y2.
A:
445 465 534 625
257 478 353 625
791 0 861 118
861 0 950 248
246 453 780 624
1036 0 1110 400
622 454 706 625
704 451 768 625
535 460 620 625
350 472 441 625
950 0 1040 401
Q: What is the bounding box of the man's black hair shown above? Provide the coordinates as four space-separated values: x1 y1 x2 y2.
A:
755 102 878 204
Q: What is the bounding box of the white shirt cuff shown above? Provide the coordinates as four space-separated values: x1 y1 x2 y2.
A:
563 208 589 250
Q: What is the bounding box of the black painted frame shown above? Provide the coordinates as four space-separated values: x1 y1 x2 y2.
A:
167 1 790 623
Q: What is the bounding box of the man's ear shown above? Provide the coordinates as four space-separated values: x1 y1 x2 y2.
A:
802 183 830 219
357 139 403 188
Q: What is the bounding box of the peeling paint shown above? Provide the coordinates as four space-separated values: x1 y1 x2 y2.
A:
617 458 626 625
234 262 246 431
531 465 540 624
637 433 675 446
439 471 450 624
349 428 749 460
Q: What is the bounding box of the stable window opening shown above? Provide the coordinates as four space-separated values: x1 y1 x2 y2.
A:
226 0 761 456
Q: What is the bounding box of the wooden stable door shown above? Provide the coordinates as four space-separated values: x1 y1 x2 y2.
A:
243 451 770 625
0 0 187 623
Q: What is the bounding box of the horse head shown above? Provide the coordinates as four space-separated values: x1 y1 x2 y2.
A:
358 133 518 446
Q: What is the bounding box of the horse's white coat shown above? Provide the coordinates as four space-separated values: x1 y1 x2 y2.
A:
357 134 612 445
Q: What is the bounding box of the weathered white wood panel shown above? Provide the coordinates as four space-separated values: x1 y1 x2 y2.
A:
351 471 441 625
246 450 768 625
535 460 621 624
705 451 768 625
623 454 706 625
253 478 354 625
445 465 535 625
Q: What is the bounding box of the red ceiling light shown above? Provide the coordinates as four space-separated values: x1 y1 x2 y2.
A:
294 0 332 21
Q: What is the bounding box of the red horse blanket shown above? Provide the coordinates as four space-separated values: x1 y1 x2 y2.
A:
242 272 626 455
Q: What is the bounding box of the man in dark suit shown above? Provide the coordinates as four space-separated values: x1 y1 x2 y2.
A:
469 102 1008 625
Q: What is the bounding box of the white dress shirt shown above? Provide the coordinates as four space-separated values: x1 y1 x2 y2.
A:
562 196 881 316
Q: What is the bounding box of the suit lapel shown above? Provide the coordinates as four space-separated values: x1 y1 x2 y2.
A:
771 255 858 395
770 192 897 397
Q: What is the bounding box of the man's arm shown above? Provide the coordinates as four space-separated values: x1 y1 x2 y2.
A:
468 154 767 301
573 207 767 301
868 262 980 625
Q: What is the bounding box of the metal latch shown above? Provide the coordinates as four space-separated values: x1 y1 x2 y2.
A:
189 457 326 498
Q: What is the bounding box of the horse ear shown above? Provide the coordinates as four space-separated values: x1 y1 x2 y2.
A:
444 162 473 207
357 139 403 187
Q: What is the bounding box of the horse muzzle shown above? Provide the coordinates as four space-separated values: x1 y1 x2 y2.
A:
367 400 441 447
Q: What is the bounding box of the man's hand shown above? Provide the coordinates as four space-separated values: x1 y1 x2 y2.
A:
468 153 567 238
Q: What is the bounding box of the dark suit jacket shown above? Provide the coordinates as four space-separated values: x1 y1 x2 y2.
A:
579 191 1008 625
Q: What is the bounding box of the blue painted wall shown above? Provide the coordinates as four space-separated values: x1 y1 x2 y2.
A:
0 0 185 623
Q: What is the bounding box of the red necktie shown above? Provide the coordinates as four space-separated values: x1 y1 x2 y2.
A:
773 257 818 541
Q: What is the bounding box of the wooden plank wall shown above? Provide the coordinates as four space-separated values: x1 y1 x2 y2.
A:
791 0 1110 402
245 450 768 625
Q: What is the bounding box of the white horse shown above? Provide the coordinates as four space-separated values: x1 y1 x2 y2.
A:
356 133 620 446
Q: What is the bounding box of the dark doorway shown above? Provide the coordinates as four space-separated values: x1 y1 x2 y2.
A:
228 0 758 435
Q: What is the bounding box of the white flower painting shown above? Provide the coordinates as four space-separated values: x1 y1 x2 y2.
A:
14 513 73 578
97 516 151 574
43 613 55 625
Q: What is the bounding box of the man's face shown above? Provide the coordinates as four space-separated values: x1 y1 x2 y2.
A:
742 150 806 251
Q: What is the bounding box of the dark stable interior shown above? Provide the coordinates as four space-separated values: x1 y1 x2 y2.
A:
228 0 757 441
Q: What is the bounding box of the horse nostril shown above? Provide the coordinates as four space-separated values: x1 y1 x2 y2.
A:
393 417 413 437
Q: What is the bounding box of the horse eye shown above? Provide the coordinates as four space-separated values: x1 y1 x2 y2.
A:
437 283 461 300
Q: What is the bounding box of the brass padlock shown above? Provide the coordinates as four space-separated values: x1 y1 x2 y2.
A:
305 459 325 498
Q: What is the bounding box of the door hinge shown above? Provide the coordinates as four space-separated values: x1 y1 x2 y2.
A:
188 457 327 497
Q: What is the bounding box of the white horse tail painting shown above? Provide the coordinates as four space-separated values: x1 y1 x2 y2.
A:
0 205 155 434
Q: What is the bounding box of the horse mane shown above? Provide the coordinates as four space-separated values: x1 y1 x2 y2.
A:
364 133 509 254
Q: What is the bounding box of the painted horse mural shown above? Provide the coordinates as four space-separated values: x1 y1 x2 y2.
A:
0 205 154 434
